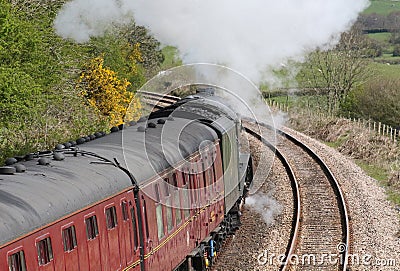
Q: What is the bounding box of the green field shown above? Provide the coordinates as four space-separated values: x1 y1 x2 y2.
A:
367 32 391 42
370 61 400 78
363 0 400 15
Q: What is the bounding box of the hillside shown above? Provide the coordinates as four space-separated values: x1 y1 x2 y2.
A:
0 0 164 163
363 0 400 15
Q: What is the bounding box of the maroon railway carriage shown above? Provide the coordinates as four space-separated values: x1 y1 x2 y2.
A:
0 91 252 271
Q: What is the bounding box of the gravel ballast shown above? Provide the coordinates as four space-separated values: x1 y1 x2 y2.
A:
212 126 400 270
282 127 400 271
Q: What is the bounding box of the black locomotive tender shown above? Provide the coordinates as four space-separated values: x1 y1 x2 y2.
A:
0 88 254 271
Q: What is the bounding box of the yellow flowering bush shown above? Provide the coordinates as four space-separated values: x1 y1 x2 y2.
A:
78 56 141 127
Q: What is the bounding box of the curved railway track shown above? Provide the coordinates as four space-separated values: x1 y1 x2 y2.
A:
140 92 350 271
243 121 349 271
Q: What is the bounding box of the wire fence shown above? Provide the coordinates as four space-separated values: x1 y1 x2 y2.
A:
267 100 400 143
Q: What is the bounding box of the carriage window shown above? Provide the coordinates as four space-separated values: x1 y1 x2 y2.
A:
130 208 139 249
37 237 53 265
181 171 186 186
172 173 178 189
182 184 190 219
175 188 182 225
142 199 150 239
121 201 129 221
62 226 77 252
181 170 190 186
189 174 197 205
163 178 170 196
8 250 26 271
154 184 161 202
85 215 99 240
212 163 218 192
166 198 174 232
156 205 164 240
106 206 118 229
202 162 208 195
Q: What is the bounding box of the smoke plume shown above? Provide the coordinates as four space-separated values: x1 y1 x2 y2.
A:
246 192 283 226
54 0 369 83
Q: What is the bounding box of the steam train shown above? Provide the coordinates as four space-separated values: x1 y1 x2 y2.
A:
0 89 253 271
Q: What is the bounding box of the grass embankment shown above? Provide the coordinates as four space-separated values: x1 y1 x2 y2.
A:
288 113 400 205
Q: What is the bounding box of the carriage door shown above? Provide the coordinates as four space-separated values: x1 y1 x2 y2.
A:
62 224 79 271
105 205 122 270
85 214 102 271
120 198 136 266
36 235 55 271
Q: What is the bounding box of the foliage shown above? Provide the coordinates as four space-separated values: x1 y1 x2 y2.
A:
161 45 182 70
297 28 372 114
77 56 141 127
289 111 400 206
359 11 400 32
393 45 400 56
89 33 146 90
0 0 165 163
347 77 400 127
389 31 400 45
122 24 165 77
0 0 62 86
0 67 43 124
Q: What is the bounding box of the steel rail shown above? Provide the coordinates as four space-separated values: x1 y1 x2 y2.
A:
244 119 349 271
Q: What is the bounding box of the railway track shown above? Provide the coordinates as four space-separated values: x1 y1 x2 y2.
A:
139 90 181 110
243 120 349 271
139 93 350 270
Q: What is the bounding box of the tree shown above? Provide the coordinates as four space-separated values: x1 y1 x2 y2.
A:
0 1 162 163
89 23 164 89
390 31 400 45
297 27 372 114
77 56 141 127
393 45 400 57
350 77 400 127
122 24 164 77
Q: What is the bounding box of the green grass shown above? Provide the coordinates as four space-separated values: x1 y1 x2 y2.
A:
266 95 293 106
387 190 400 206
323 134 350 149
354 159 400 205
374 54 400 61
161 46 182 70
355 159 389 182
369 62 400 78
363 0 400 15
266 94 330 112
367 32 391 43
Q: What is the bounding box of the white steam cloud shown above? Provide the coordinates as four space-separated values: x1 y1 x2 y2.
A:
54 0 369 82
246 192 282 226
54 0 132 43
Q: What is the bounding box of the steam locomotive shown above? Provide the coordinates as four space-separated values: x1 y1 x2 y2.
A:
0 89 253 271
